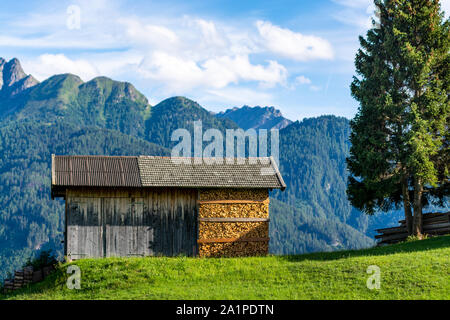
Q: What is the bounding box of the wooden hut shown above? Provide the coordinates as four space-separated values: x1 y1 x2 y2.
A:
51 155 286 260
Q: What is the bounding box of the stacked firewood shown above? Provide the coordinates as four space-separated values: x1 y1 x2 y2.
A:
198 188 270 257
23 266 34 285
2 279 14 292
199 221 268 239
199 240 269 258
199 188 269 201
13 270 24 290
2 267 32 293
199 203 269 219
2 264 55 293
375 212 450 245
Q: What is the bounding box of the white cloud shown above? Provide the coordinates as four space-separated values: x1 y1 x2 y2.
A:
202 55 287 88
120 18 179 47
181 18 256 60
23 54 100 81
10 8 290 93
295 75 311 85
201 87 274 108
137 51 204 89
256 20 334 61
194 19 227 48
13 12 289 99
137 52 287 91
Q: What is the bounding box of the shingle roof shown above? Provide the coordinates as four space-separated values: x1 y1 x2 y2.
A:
52 155 141 187
51 155 286 192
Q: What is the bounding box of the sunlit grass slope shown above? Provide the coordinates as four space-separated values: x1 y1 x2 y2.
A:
3 236 449 300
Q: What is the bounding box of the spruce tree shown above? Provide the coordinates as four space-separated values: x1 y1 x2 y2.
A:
347 0 449 236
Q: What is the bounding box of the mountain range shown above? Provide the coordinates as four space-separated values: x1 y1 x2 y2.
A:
0 57 403 281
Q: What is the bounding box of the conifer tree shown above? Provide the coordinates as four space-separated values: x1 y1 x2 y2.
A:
347 0 449 236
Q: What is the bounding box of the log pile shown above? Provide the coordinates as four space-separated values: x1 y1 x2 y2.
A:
199 221 268 239
1 267 32 293
24 266 33 285
3 279 13 292
199 188 268 201
2 265 55 294
13 270 24 290
198 188 270 257
199 240 269 257
375 212 450 245
199 203 269 219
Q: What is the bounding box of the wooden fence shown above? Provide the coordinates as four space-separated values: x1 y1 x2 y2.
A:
375 211 450 245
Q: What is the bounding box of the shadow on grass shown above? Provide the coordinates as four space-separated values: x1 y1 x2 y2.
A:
278 235 450 263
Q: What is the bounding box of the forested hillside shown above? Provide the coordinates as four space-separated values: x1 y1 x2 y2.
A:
145 96 239 149
0 73 151 138
0 57 404 281
270 199 373 254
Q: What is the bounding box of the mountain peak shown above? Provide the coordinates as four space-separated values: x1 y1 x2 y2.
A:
216 105 292 130
2 58 26 87
0 57 38 96
80 76 149 106
159 96 202 110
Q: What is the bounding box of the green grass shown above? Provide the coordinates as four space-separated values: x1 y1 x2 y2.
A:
2 236 450 300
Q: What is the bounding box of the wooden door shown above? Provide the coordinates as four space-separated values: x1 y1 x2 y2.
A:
151 189 198 257
103 197 150 257
66 189 199 258
66 197 103 259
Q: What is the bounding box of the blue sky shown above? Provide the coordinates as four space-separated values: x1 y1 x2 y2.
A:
1 0 449 120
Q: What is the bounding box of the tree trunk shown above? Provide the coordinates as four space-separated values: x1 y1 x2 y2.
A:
401 176 413 235
412 177 423 237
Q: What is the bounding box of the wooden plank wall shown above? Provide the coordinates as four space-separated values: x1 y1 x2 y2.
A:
66 188 198 259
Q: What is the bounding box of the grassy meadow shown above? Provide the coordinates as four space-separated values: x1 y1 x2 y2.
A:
2 236 449 300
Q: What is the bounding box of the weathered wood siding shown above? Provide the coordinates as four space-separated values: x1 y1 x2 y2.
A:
66 188 198 259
